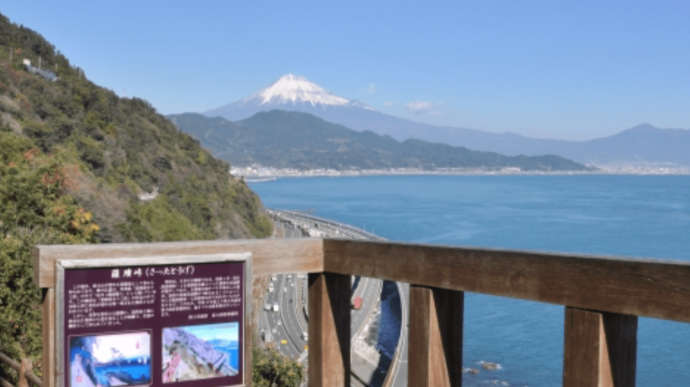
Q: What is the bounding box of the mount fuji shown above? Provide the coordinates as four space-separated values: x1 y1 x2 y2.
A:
206 74 379 123
203 74 690 167
204 73 460 142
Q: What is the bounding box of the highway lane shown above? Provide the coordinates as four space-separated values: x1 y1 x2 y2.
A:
279 210 412 387
388 282 409 387
271 210 385 348
280 274 307 354
262 210 392 385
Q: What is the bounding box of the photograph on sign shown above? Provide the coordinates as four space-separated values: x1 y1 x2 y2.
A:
162 322 239 383
69 331 152 387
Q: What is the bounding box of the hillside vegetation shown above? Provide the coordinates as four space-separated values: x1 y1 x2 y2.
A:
171 111 592 171
0 12 272 372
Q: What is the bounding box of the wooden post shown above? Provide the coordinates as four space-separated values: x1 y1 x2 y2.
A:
408 285 464 387
563 307 637 387
18 359 32 387
42 289 55 387
245 316 253 387
308 272 351 387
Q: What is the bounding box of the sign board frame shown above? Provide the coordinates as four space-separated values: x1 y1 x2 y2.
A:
55 253 251 387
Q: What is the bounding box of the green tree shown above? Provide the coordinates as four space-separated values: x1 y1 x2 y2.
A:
0 132 99 373
252 346 304 387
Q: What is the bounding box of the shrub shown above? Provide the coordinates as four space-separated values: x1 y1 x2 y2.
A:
252 346 303 387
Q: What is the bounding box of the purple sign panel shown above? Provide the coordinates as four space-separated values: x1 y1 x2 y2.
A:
59 255 248 387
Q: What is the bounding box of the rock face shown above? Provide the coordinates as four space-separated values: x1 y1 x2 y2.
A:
479 361 502 371
162 328 236 382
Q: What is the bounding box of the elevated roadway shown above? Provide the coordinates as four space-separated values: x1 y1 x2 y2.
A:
264 210 408 387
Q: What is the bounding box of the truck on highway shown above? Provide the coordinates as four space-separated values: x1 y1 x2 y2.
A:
273 303 280 312
261 330 272 343
351 296 363 310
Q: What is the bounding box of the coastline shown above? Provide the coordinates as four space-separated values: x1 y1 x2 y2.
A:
232 165 690 179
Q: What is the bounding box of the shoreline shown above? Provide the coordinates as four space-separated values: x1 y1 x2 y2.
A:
232 165 690 179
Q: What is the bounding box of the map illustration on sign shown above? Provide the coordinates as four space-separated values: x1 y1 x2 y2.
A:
69 332 152 387
162 322 239 383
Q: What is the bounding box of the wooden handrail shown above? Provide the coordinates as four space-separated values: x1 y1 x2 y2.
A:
35 237 690 322
0 352 42 386
323 238 690 323
33 237 690 387
34 238 324 288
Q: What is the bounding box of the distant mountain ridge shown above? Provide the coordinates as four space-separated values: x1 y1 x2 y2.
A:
170 111 591 172
205 74 690 167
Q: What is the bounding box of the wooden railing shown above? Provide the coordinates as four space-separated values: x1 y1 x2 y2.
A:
0 352 41 387
34 238 690 387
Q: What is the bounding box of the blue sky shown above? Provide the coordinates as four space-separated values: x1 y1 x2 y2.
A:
179 322 238 342
3 1 689 140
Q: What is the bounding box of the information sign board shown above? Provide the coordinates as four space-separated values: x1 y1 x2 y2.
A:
55 253 250 387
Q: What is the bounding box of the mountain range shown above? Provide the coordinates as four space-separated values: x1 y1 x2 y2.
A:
169 111 590 172
205 74 690 167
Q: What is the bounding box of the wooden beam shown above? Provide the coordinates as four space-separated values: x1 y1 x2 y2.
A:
563 307 637 387
308 273 351 387
34 238 323 288
323 239 690 322
408 286 463 387
17 359 31 387
244 316 253 387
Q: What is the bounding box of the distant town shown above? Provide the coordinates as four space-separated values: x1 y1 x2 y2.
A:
232 164 690 179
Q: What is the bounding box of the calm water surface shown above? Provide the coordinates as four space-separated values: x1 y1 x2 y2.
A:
250 175 690 386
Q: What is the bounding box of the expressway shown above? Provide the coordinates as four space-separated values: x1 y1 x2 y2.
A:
260 210 409 386
259 210 386 384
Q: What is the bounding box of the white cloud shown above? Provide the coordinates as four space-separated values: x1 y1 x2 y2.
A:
383 101 393 107
406 100 434 114
367 83 376 94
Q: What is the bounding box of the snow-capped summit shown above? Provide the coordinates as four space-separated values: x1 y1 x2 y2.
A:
250 74 350 106
205 73 378 121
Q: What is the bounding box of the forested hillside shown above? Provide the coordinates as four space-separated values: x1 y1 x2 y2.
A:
172 111 591 171
0 12 271 371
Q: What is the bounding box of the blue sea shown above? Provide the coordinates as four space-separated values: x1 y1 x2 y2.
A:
93 364 150 386
211 340 240 372
250 175 690 386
